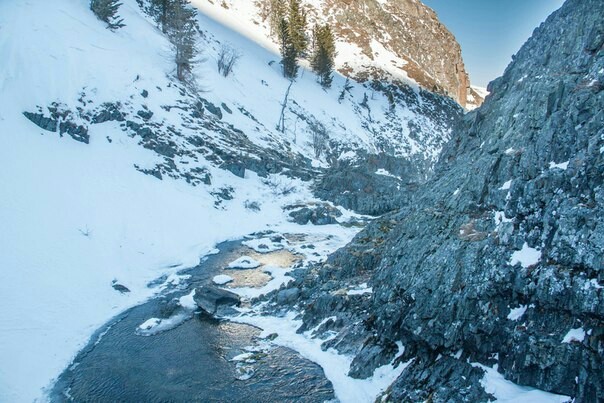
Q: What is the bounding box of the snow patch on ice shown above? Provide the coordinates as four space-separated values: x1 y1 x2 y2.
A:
213 274 234 285
227 256 261 269
242 237 286 253
178 289 197 310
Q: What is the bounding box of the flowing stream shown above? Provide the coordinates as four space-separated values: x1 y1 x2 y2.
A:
51 238 334 402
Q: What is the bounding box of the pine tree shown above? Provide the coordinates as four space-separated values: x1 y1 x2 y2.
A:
165 0 198 81
287 0 307 57
267 0 285 38
148 0 172 33
279 17 298 79
311 24 336 88
277 0 307 79
90 0 125 29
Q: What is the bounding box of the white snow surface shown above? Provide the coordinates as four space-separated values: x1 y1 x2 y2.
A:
510 243 542 268
549 161 569 170
227 256 262 269
475 364 571 402
213 274 234 285
500 180 513 190
347 283 373 296
507 305 528 321
0 0 358 399
0 0 456 400
562 327 586 344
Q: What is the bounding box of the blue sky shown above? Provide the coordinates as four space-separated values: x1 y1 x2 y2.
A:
421 0 565 87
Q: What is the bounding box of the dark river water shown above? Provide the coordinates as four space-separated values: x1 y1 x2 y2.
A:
50 239 334 402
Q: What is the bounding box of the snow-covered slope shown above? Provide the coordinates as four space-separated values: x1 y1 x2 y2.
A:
195 0 478 107
0 0 461 400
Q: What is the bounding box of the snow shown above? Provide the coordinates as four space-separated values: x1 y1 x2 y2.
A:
0 0 356 397
562 327 586 344
375 168 399 179
227 256 262 269
499 180 513 190
549 161 569 170
213 274 234 285
347 283 373 296
242 237 287 253
584 278 603 290
475 363 571 402
178 289 198 310
136 311 192 336
232 311 410 403
505 148 516 155
510 243 542 268
507 305 527 321
0 0 449 399
138 318 161 331
494 211 513 226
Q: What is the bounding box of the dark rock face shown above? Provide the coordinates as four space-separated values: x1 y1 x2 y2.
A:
279 0 604 400
23 105 90 144
287 204 342 225
314 153 425 215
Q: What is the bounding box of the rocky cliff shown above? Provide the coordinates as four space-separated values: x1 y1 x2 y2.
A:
272 0 604 400
301 0 475 107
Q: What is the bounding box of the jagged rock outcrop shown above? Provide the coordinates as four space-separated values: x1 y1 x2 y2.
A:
303 0 476 107
275 0 604 400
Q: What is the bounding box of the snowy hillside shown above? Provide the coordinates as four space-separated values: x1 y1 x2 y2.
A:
193 0 478 107
0 0 463 401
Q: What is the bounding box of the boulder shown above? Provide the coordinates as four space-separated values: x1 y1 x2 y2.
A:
193 286 240 316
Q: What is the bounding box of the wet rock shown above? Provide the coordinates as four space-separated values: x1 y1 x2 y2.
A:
348 339 398 379
383 353 493 402
193 286 240 316
314 153 422 216
282 0 604 400
276 288 300 304
288 204 342 225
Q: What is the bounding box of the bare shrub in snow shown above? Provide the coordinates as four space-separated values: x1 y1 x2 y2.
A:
262 176 297 196
217 44 241 77
78 226 93 237
308 119 329 159
244 200 261 211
